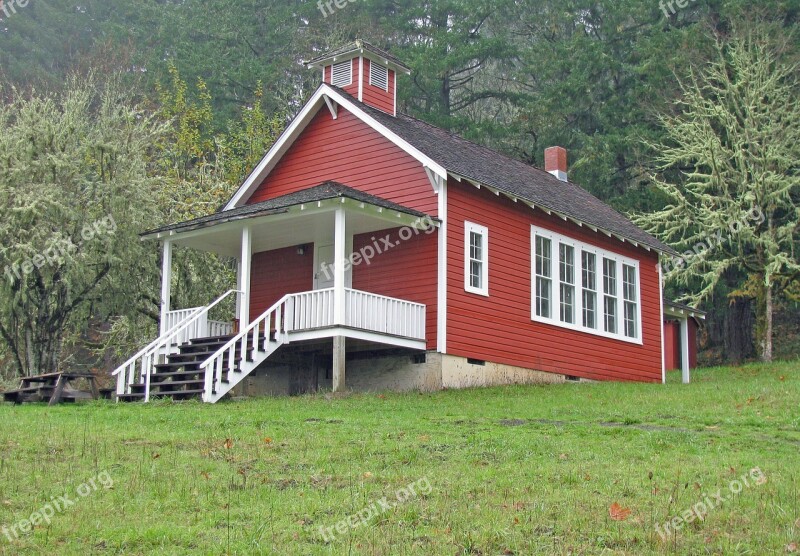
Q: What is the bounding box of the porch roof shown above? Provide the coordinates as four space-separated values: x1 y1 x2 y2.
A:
664 300 706 321
142 181 433 239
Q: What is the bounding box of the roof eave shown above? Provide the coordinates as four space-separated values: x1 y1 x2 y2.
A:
446 171 676 257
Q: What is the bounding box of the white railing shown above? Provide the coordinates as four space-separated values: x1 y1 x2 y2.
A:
344 289 426 340
113 290 240 401
163 308 201 334
208 320 234 337
284 288 335 332
202 294 292 403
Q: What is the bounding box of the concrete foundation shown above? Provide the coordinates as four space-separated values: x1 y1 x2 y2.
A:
237 345 571 398
441 355 566 389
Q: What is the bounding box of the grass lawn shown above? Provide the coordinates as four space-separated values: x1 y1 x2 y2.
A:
0 362 798 555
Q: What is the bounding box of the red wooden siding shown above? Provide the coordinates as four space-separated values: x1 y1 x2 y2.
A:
664 321 680 371
663 319 699 370
362 60 396 115
352 227 438 350
446 178 663 382
246 108 438 216
249 246 314 322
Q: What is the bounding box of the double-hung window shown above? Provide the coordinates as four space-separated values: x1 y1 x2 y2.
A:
531 225 641 343
559 244 575 324
622 264 638 338
534 234 552 318
603 257 618 334
581 251 597 329
465 222 489 296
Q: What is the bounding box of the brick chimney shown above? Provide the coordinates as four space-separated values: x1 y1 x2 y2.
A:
545 146 568 182
306 40 411 117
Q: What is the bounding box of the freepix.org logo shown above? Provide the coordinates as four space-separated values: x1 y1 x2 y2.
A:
0 0 30 20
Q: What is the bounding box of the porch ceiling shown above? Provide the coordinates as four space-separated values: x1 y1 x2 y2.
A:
147 197 436 258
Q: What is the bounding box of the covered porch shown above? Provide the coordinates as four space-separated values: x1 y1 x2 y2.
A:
131 182 437 401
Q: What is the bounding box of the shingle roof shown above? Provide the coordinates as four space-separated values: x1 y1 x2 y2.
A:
330 87 674 254
142 181 432 237
306 40 411 72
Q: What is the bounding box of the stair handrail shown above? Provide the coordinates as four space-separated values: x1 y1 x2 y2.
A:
200 293 293 402
112 289 242 398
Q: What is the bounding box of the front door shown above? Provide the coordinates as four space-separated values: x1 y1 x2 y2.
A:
314 244 335 290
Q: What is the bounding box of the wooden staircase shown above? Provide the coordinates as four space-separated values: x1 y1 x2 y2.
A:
117 334 254 402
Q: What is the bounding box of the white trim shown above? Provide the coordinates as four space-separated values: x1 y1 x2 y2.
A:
392 70 397 116
358 56 364 101
240 227 253 329
333 207 347 325
680 317 691 384
437 180 448 353
331 59 353 88
286 327 426 351
323 95 338 119
224 84 447 210
658 263 666 384
159 240 172 335
531 225 643 344
464 221 489 297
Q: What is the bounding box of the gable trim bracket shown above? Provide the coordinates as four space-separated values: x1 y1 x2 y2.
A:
323 94 338 120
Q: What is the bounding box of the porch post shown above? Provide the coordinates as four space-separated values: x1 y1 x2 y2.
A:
333 207 346 392
240 227 253 330
680 317 691 384
159 240 172 335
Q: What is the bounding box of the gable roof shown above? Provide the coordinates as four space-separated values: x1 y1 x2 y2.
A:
306 40 411 73
143 181 432 238
223 83 674 255
329 88 673 254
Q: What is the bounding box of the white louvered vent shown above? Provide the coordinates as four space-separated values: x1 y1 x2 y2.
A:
331 61 352 87
369 62 389 91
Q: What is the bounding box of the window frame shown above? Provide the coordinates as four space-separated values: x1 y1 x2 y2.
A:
464 221 489 297
331 60 353 88
369 60 390 91
534 235 553 318
530 225 642 344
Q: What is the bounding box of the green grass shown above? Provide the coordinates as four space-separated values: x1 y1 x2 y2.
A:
0 363 798 555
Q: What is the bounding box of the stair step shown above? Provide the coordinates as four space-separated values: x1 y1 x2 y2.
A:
117 393 146 402
151 370 206 380
149 380 204 389
149 389 205 399
155 356 242 373
189 335 235 345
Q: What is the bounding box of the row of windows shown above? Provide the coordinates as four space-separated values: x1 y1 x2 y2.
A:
330 60 390 91
464 221 642 343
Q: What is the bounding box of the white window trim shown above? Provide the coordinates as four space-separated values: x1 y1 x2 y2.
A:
369 60 390 91
465 221 489 297
331 60 353 88
530 225 642 344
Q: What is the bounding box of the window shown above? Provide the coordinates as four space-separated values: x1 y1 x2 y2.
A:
331 60 352 87
581 251 597 329
465 222 489 296
603 258 617 334
534 235 552 318
369 61 389 90
559 243 575 324
623 264 638 338
531 225 642 343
